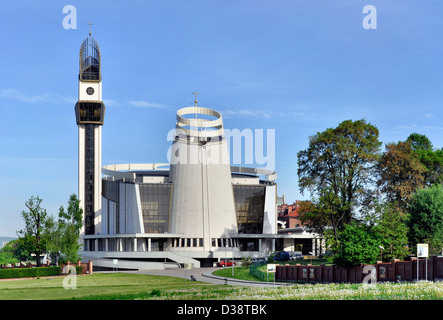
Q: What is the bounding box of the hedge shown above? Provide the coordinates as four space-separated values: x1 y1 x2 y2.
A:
0 267 61 279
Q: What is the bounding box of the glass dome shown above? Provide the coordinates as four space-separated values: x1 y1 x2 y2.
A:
79 36 101 81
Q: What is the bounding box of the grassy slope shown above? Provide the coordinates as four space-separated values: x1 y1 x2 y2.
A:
0 273 215 300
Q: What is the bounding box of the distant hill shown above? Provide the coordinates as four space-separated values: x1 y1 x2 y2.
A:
0 237 17 249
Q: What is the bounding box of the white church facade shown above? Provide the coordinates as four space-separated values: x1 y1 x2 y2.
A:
75 32 310 270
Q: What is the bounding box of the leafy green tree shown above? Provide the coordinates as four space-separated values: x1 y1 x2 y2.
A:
59 194 83 262
298 189 350 252
0 242 19 265
45 194 83 264
297 119 381 228
333 222 382 268
371 202 410 261
408 184 443 255
407 133 433 151
0 239 32 264
17 196 50 267
376 140 426 212
44 215 63 265
407 133 443 186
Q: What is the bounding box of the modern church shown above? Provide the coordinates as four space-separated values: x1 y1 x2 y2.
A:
75 32 314 270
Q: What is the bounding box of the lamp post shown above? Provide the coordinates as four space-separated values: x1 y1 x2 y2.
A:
378 246 384 262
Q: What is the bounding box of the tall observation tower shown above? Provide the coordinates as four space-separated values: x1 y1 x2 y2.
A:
75 28 105 243
169 94 238 251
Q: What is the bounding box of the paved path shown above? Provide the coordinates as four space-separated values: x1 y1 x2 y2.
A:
133 267 289 287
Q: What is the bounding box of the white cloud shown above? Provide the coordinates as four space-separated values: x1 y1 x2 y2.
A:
222 108 306 120
127 100 170 110
0 88 75 104
423 113 434 119
103 99 118 106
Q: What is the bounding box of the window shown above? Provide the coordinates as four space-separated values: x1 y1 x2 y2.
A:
84 125 95 235
86 87 95 95
233 185 266 234
379 266 386 279
75 101 104 124
309 268 315 279
139 184 171 234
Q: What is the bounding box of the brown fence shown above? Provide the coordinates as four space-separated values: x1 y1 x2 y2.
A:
275 256 443 283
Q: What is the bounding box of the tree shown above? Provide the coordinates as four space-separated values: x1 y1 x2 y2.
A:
59 194 83 262
407 133 443 186
408 184 443 255
376 140 426 212
297 119 381 228
333 222 382 268
45 194 83 264
44 215 63 265
407 133 433 151
298 189 350 253
17 196 50 267
370 202 410 261
0 239 32 265
0 242 19 265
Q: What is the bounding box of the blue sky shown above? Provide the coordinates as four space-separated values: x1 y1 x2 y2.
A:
1 0 443 236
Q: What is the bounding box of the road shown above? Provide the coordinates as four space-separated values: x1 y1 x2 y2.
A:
134 267 289 287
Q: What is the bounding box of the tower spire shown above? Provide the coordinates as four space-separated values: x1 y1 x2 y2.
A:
193 90 199 107
87 20 93 36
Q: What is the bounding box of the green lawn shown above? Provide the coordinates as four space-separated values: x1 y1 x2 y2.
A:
2 271 443 300
0 272 215 300
212 266 259 281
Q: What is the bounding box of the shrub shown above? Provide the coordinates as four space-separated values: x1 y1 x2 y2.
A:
0 266 61 279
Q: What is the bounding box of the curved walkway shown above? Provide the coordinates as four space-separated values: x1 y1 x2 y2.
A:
138 267 290 287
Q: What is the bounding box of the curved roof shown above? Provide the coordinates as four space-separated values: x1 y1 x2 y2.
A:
102 163 277 182
79 36 101 81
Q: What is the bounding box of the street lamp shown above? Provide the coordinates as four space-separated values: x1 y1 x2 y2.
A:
378 246 384 262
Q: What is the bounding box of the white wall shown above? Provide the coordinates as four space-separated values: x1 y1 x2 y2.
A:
263 185 277 234
169 138 237 250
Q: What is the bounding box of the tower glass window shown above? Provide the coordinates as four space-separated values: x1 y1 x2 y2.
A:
86 87 95 95
139 184 172 233
84 124 95 235
233 185 266 234
79 36 101 81
75 101 105 125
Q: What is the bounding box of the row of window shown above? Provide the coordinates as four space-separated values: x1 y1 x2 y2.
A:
102 182 267 235
139 184 171 234
171 238 204 248
170 238 239 248
84 124 95 235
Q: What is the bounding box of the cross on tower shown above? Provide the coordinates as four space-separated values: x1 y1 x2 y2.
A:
88 20 93 36
193 90 199 107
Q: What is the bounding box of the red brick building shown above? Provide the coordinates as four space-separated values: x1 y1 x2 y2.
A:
277 201 305 229
276 199 322 256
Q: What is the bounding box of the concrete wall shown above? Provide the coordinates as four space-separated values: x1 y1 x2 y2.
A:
169 138 237 250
